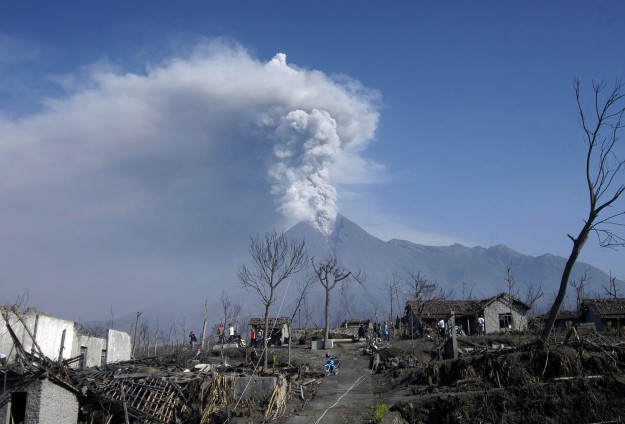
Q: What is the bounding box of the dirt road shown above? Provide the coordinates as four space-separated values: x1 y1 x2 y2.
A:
278 343 375 424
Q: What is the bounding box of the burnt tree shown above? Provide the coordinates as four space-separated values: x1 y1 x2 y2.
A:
542 79 625 339
238 230 308 371
312 255 365 347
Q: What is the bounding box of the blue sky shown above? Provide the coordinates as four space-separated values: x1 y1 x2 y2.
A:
1 1 624 321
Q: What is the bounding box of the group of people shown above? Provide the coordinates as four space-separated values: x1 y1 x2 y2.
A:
437 315 486 337
185 322 276 349
249 327 264 347
216 323 238 343
361 321 391 342
188 314 487 350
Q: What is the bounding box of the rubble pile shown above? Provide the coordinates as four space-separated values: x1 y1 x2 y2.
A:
371 335 625 423
0 322 322 424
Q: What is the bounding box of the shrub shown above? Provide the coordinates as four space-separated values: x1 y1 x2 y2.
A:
372 403 390 424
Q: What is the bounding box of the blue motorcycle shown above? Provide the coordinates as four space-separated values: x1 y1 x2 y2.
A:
324 353 340 375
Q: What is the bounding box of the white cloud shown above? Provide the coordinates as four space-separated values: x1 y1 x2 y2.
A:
0 41 382 318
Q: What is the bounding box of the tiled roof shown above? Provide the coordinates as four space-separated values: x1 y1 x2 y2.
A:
480 293 532 310
534 310 579 321
248 317 291 326
406 299 482 317
406 292 532 317
582 298 625 317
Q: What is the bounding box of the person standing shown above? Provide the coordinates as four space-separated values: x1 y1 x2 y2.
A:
438 319 446 337
218 322 225 343
229 323 235 341
477 316 485 336
383 321 389 341
250 327 257 347
189 331 197 348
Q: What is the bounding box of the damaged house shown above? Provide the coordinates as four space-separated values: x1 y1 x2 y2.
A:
1 306 289 424
0 306 132 423
581 298 625 333
404 292 532 335
248 317 291 346
0 306 131 367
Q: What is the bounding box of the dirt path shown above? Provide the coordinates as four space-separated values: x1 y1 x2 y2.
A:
278 344 375 424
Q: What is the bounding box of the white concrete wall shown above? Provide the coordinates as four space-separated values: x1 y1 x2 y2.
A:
0 308 77 362
1 308 131 365
79 335 107 368
106 329 131 363
0 309 34 361
33 314 77 361
483 298 528 333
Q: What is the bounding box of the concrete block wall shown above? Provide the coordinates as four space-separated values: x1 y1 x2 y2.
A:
0 379 78 424
29 379 79 424
106 329 131 363
79 335 107 368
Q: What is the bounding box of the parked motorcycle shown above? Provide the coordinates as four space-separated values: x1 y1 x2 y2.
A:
324 353 340 375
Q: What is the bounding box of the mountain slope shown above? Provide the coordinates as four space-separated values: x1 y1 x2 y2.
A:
109 214 614 336
286 215 614 318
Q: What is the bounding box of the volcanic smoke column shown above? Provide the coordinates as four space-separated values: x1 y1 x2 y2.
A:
269 108 341 236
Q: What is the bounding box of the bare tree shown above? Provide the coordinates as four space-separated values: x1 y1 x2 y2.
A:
505 266 520 331
201 299 209 350
602 271 623 336
107 304 115 330
389 274 404 336
462 281 476 300
288 276 314 324
238 230 308 371
404 270 451 337
218 290 241 360
505 266 519 299
570 269 592 314
78 322 106 338
220 290 241 335
524 283 545 315
311 255 365 347
139 322 150 356
152 319 160 356
603 271 620 298
339 283 356 322
131 311 142 357
542 79 625 339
